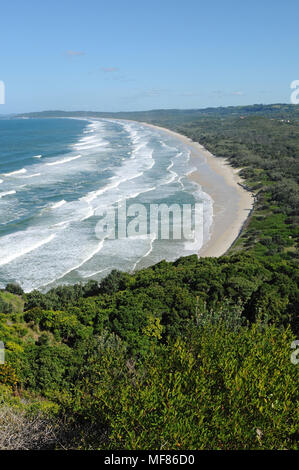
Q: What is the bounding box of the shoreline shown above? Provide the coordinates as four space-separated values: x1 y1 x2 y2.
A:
139 122 255 257
69 116 255 259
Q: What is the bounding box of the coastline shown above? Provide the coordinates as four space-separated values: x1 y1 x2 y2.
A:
140 122 255 257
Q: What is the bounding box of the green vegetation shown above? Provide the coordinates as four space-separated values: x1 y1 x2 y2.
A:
0 292 297 449
172 115 299 261
0 289 24 314
1 104 298 449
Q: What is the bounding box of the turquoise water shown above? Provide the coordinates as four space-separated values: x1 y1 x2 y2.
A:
0 117 212 291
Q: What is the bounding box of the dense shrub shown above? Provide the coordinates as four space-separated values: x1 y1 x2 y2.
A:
5 283 24 296
59 322 298 450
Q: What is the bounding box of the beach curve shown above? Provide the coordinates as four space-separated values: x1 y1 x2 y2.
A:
139 122 255 257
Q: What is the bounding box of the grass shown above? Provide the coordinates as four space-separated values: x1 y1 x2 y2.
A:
0 291 24 314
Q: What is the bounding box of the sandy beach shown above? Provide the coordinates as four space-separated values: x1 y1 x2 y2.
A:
140 122 255 257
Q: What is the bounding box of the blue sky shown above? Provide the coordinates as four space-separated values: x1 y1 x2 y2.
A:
1 0 299 113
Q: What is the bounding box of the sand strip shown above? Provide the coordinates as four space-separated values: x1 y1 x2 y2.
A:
140 122 255 257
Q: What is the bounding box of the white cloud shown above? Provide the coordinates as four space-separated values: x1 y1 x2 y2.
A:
66 50 85 57
101 67 119 73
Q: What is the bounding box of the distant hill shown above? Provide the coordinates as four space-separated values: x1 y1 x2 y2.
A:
14 103 299 125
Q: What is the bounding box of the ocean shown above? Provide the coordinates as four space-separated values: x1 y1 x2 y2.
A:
0 117 213 292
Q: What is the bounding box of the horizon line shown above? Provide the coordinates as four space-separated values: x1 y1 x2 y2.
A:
1 101 297 117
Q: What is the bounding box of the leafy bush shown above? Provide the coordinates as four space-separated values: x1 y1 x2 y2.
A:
59 322 298 450
5 283 24 296
0 363 18 388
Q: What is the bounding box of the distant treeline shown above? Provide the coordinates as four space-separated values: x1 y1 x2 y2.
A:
14 102 299 122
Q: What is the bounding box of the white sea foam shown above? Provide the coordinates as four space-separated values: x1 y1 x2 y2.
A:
81 169 144 205
51 200 66 209
3 168 27 177
178 175 185 188
131 142 147 157
131 232 157 272
174 151 183 159
81 178 122 204
74 142 108 151
167 160 174 170
0 190 16 198
0 233 56 267
52 220 70 228
74 135 102 146
165 170 178 185
186 166 197 175
43 237 107 286
24 173 41 178
46 154 82 166
77 135 97 142
80 206 95 221
33 155 42 159
160 141 178 152
80 267 111 278
122 185 157 201
0 118 214 292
